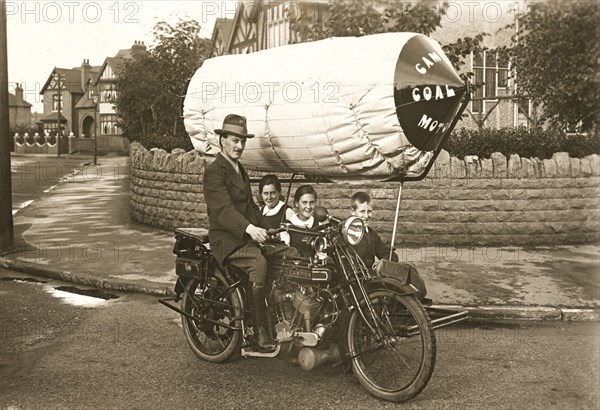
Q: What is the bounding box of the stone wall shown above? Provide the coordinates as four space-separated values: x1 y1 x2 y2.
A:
130 144 600 245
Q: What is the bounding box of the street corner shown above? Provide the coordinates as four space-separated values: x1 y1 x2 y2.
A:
463 305 563 321
560 308 600 322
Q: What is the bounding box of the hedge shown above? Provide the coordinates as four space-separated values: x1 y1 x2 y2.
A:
135 126 599 160
445 127 600 159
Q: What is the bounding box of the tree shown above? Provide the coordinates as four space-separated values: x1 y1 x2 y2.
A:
116 19 210 151
291 0 485 68
511 1 600 133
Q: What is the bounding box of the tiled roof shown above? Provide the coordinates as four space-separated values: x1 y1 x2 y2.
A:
210 18 235 56
74 94 95 109
8 93 32 107
114 48 132 59
40 67 98 94
106 57 127 75
39 112 67 122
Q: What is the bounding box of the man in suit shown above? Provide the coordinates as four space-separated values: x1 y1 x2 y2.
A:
203 114 276 352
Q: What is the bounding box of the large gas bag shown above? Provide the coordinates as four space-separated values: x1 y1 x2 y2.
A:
183 32 466 179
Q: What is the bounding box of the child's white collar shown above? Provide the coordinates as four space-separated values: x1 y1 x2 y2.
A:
262 200 285 216
289 213 314 228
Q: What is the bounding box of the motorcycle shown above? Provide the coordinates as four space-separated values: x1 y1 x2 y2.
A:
160 205 468 403
161 30 475 402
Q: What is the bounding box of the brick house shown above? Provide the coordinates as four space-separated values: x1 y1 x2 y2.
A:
39 62 97 138
39 41 146 154
8 83 32 131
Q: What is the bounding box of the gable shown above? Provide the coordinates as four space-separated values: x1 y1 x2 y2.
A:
227 2 259 54
210 18 235 57
40 68 84 95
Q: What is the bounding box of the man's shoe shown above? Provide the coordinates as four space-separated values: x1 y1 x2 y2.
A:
419 297 433 306
255 326 276 352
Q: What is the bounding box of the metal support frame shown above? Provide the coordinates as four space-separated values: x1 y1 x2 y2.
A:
389 182 403 260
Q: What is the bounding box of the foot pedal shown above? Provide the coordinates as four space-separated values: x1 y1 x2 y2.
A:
241 345 281 358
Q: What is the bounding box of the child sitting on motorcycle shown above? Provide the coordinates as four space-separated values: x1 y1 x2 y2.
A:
257 174 295 245
287 184 319 257
349 191 398 269
350 191 428 301
256 175 300 264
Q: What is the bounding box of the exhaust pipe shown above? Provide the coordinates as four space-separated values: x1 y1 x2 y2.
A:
297 344 340 371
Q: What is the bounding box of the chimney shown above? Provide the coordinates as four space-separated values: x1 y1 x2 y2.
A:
15 83 23 102
131 40 147 58
81 58 91 90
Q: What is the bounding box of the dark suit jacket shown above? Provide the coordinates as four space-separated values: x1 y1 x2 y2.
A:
352 227 398 269
203 153 260 265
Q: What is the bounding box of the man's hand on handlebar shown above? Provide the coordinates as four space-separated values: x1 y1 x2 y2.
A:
267 225 288 237
246 224 269 243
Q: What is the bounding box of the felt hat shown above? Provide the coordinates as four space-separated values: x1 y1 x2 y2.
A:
214 114 255 138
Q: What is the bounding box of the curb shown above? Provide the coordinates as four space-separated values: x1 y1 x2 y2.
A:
430 305 600 321
0 257 171 297
2 257 599 321
10 153 95 159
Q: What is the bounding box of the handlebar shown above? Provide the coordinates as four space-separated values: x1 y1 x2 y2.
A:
267 223 326 238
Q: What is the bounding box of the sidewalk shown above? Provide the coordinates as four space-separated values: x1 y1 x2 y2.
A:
1 156 599 320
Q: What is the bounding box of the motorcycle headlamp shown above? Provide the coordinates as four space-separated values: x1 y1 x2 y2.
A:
341 216 365 246
310 236 328 253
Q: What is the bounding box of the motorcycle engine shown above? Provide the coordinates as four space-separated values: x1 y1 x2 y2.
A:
270 283 329 341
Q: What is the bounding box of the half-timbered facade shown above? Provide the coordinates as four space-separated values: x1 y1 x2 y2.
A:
209 0 326 56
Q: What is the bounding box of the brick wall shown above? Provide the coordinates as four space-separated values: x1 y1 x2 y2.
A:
130 144 600 245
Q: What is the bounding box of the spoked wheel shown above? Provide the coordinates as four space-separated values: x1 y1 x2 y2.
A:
346 290 436 403
181 271 242 362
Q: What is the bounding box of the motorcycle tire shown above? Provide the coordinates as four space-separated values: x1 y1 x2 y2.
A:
181 271 242 363
345 290 436 403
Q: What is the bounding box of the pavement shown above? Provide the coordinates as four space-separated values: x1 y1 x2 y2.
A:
1 154 599 321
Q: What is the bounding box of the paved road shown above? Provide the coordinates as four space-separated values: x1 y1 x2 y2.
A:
1 267 598 409
10 155 90 215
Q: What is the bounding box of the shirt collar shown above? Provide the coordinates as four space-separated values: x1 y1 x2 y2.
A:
288 213 314 228
262 200 285 216
221 153 239 174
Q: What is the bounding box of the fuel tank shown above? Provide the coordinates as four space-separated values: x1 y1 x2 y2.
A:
183 32 467 179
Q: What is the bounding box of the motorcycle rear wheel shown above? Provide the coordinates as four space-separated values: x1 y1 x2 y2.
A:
181 272 242 362
346 291 436 403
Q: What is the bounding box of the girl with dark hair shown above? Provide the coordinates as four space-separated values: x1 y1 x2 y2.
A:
257 174 294 245
287 184 319 257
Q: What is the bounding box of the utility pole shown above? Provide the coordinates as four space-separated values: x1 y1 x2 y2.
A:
92 90 98 165
56 72 64 158
0 0 14 252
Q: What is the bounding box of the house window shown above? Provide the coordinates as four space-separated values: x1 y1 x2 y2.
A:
471 50 509 113
46 123 60 133
267 3 289 48
99 83 117 103
52 94 62 112
100 114 120 135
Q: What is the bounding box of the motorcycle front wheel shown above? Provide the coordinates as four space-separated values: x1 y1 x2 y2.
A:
181 271 242 362
346 290 436 403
